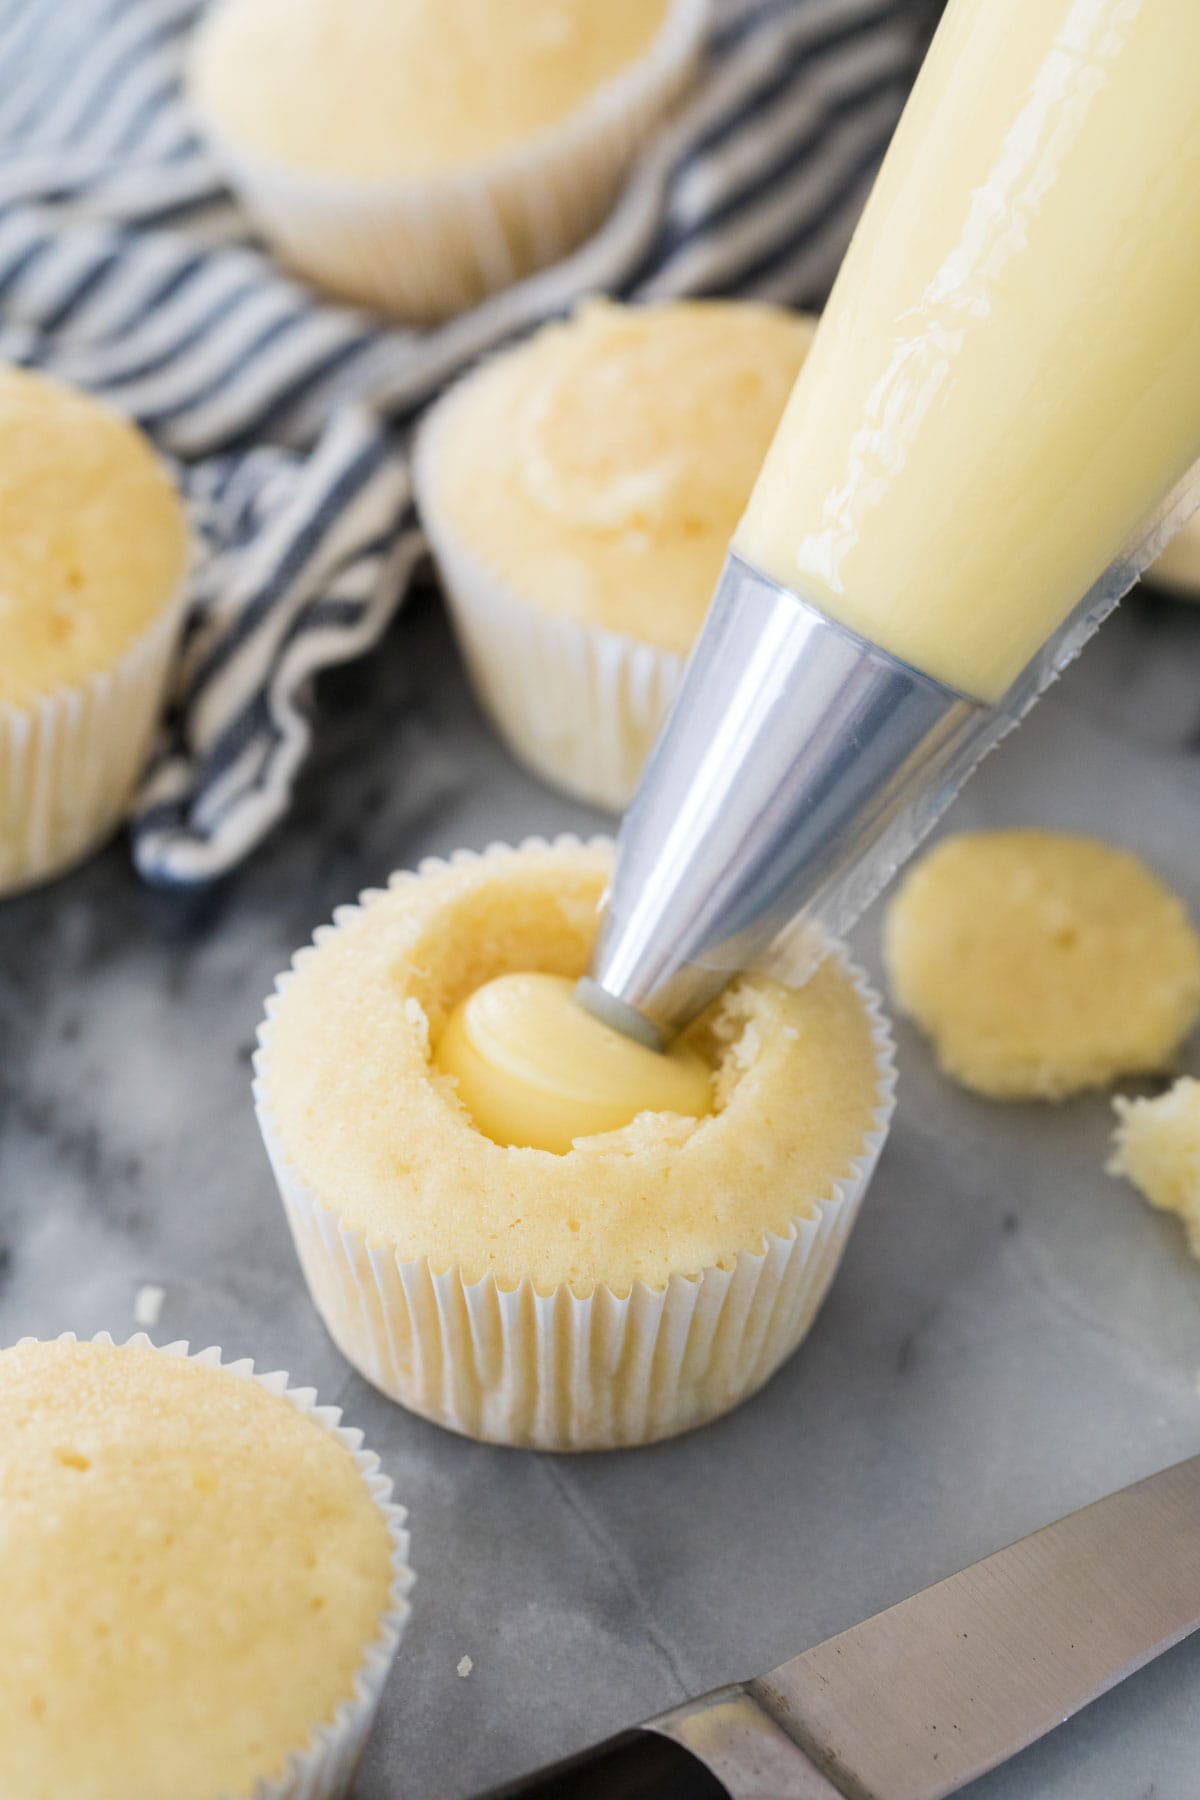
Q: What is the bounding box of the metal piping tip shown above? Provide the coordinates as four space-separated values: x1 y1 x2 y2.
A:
584 451 1193 1048
586 552 985 1044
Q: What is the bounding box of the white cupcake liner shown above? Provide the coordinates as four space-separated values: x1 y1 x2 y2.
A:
21 1330 414 1800
253 835 897 1452
413 440 685 808
194 0 708 322
0 586 186 897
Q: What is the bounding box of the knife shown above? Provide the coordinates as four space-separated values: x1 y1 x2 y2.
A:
476 1453 1200 1799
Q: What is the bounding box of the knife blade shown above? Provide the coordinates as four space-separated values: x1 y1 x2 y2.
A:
477 1453 1200 1799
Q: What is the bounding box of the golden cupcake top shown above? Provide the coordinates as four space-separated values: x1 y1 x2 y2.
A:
0 366 187 710
0 1337 395 1800
260 840 883 1294
884 830 1200 1100
190 0 676 180
418 299 816 654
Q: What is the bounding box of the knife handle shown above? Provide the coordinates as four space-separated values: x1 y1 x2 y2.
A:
474 1727 731 1798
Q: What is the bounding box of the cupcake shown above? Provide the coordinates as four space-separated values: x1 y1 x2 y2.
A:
415 299 816 808
188 0 707 323
0 1333 412 1800
254 836 894 1451
0 366 189 896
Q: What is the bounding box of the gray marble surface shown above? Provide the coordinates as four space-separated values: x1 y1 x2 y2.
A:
2 582 1199 1800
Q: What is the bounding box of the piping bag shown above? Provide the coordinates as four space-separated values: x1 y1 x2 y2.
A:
581 0 1200 1051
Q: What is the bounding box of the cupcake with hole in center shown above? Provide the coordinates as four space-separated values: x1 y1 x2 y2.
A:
188 0 708 322
0 365 189 896
0 1333 412 1800
414 298 816 809
254 836 894 1451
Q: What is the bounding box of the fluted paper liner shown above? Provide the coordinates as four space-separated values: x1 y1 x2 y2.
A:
413 422 685 807
254 837 896 1452
0 586 186 897
18 1331 414 1800
196 0 708 323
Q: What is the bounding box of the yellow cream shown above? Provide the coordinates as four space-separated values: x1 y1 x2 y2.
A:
190 0 673 180
884 831 1200 1100
0 1338 394 1800
262 842 881 1295
0 366 188 710
436 971 712 1153
422 299 816 655
1111 1078 1200 1256
736 0 1200 702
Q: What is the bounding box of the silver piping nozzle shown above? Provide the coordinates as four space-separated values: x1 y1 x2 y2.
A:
581 552 986 1045
578 457 1200 1045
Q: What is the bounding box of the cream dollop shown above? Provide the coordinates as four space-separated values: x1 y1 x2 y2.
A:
435 970 712 1153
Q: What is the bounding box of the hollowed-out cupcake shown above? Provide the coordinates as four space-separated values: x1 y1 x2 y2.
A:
0 1333 412 1800
253 836 895 1452
188 0 708 323
0 366 189 896
414 299 816 808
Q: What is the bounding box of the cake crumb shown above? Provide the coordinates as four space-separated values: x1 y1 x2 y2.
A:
457 1655 473 1678
403 996 431 1052
133 1284 165 1327
1110 1077 1200 1256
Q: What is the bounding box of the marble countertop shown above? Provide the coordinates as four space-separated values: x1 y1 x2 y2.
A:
2 582 1199 1800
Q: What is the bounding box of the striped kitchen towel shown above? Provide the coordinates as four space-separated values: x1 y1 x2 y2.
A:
0 0 933 886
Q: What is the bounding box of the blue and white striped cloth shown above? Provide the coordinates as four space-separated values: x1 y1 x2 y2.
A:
0 0 930 885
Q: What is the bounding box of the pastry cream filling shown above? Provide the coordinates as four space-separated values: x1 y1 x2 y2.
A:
190 0 673 180
423 299 815 654
736 0 1200 701
0 365 187 709
435 971 712 1154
